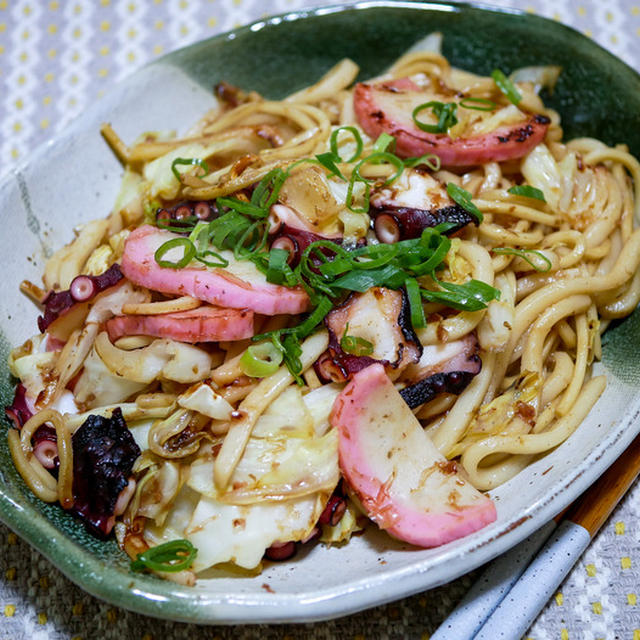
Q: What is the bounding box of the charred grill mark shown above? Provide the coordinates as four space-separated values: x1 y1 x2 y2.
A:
497 115 548 145
399 370 477 409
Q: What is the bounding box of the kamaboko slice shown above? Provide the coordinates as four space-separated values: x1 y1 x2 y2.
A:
330 363 496 547
353 78 550 167
121 225 310 315
106 306 254 343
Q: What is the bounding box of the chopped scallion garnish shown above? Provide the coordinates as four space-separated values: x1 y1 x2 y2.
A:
154 237 196 269
354 152 404 187
459 97 496 111
405 278 426 329
315 151 346 181
404 154 441 171
422 277 501 311
507 185 546 202
240 342 284 378
371 132 396 156
340 323 374 356
412 101 458 134
492 247 552 272
329 126 364 164
446 183 483 222
171 157 210 182
195 250 229 268
130 539 197 573
491 69 522 105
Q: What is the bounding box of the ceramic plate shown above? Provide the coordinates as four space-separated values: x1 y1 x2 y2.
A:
2 0 640 624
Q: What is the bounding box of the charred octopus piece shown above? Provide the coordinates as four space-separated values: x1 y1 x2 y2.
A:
399 334 482 409
372 205 476 243
370 170 478 243
70 407 140 537
315 287 422 384
37 263 123 332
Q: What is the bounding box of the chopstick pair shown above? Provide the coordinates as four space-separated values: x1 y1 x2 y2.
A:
431 431 640 639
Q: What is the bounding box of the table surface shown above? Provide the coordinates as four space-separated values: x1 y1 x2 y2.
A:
1 0 640 638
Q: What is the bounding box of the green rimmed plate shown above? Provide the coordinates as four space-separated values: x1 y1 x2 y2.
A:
1 0 640 624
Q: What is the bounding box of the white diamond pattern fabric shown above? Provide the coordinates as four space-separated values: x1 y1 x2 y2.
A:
1 0 640 638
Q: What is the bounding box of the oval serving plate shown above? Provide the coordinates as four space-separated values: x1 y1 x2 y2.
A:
2 0 640 625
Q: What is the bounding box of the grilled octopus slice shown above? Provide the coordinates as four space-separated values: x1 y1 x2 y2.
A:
315 287 422 384
369 169 478 243
399 333 482 409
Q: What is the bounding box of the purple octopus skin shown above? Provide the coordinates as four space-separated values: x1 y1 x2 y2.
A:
32 426 59 470
5 383 33 430
37 263 123 333
399 369 480 409
70 407 140 538
370 204 477 243
270 225 344 268
155 200 218 229
399 345 483 409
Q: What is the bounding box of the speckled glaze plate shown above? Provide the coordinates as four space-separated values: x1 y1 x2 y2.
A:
2 0 640 625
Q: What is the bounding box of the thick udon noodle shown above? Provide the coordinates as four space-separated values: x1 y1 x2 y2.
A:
10 45 640 572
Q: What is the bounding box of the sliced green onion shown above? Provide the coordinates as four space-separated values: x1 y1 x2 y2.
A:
405 277 426 329
216 196 268 219
404 154 441 171
315 151 346 181
340 323 374 356
355 152 404 187
156 215 199 234
171 157 210 182
188 221 210 252
329 126 364 163
412 101 458 134
346 172 371 213
265 248 292 285
333 263 406 292
130 539 197 573
196 250 229 268
491 69 522 105
492 247 552 272
422 277 501 311
279 333 304 384
371 133 396 156
233 219 268 260
250 167 288 210
446 183 483 223
154 237 195 269
507 185 546 202
240 342 284 377
459 97 496 111
410 232 451 276
295 295 334 339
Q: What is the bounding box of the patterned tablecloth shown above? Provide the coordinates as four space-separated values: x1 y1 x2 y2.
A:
1 0 640 638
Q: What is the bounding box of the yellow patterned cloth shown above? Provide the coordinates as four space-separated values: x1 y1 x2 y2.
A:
1 1 640 638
